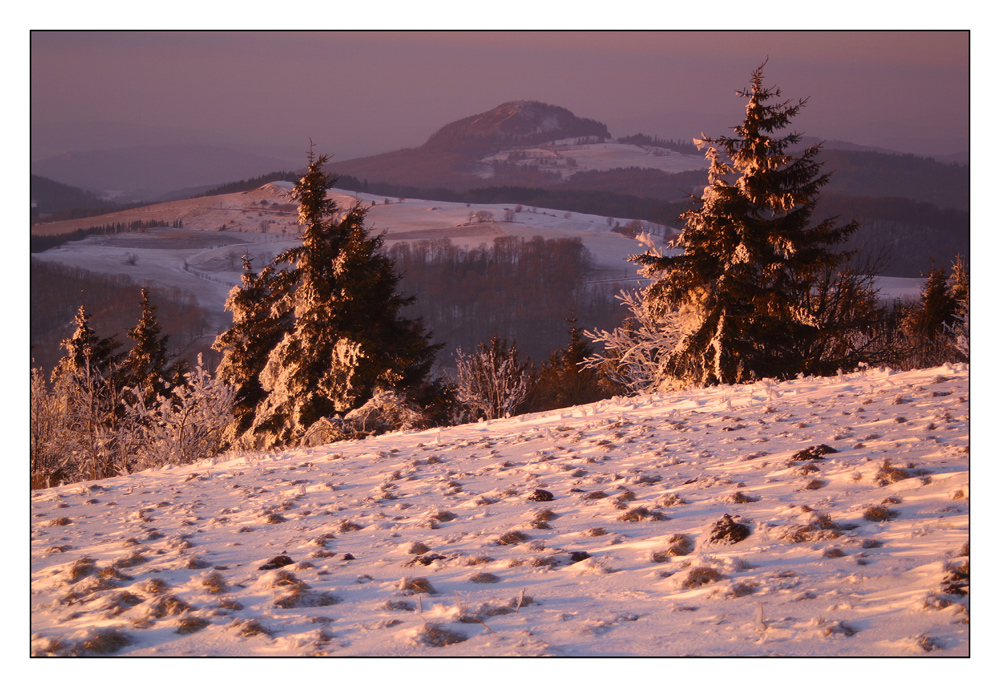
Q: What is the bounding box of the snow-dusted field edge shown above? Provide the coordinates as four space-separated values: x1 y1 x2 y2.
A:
31 364 969 657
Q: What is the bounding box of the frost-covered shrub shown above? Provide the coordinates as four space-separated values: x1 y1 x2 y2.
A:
127 355 236 469
454 336 533 420
583 286 684 394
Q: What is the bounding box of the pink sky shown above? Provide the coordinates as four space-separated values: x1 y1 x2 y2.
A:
31 31 969 161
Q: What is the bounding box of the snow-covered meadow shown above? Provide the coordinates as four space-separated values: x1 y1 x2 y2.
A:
30 363 969 657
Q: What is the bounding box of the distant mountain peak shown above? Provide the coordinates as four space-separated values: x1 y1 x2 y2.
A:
423 101 610 155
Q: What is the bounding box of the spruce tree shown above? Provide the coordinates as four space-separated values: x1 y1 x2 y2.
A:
902 257 969 367
246 150 440 447
122 287 175 405
47 303 126 481
213 256 290 444
531 315 608 411
632 62 867 386
51 303 123 382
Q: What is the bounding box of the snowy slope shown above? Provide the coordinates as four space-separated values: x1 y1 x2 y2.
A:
30 364 969 657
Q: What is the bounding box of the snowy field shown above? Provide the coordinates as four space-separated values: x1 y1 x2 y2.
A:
31 182 672 317
30 363 969 657
31 182 923 324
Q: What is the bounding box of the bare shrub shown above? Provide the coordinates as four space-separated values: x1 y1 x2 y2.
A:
791 444 838 461
464 555 494 566
234 618 269 637
99 590 145 617
112 551 147 568
64 557 96 583
141 578 170 594
657 493 688 507
274 589 340 609
941 559 969 596
454 336 532 421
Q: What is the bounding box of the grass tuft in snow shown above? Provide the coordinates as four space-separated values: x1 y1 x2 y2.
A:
874 460 913 486
201 571 228 593
862 505 898 522
495 530 531 545
74 626 132 655
619 506 667 522
398 577 436 595
175 616 211 634
469 571 501 584
682 567 724 589
414 623 467 647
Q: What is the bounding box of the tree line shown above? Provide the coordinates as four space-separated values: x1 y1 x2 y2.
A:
30 219 183 253
386 236 626 364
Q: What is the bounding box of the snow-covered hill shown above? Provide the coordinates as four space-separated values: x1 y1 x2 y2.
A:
479 140 708 180
30 364 969 657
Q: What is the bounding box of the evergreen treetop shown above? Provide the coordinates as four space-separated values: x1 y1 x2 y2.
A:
122 287 174 404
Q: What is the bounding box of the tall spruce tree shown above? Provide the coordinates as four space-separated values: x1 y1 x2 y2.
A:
244 150 440 448
632 62 868 386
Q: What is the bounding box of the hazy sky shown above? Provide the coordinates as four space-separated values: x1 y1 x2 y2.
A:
31 30 969 162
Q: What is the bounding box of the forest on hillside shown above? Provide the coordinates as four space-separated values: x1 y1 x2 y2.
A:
387 236 627 365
